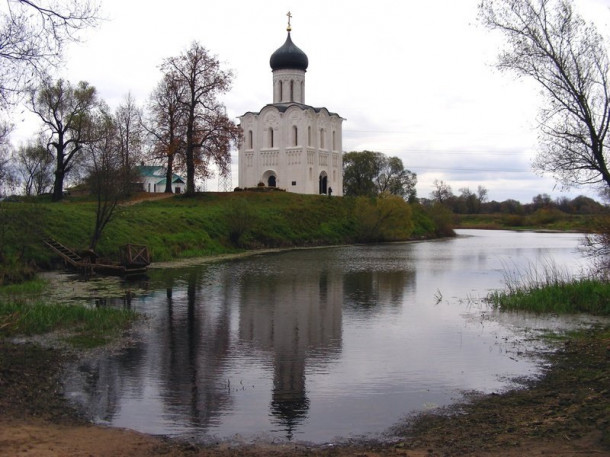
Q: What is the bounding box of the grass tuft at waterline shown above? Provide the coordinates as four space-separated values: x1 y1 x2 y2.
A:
0 297 138 348
488 276 610 315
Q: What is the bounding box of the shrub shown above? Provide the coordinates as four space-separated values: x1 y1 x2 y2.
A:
354 195 414 242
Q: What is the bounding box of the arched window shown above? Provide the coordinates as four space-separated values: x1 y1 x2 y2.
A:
290 80 294 102
292 126 298 146
268 127 274 148
301 81 304 103
307 126 312 146
320 128 325 149
248 130 253 149
332 131 336 151
279 81 283 101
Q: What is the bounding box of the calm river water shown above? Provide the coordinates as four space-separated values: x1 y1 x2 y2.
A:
63 229 602 444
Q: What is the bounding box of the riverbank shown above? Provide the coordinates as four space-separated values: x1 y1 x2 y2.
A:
1 192 451 283
1 324 609 457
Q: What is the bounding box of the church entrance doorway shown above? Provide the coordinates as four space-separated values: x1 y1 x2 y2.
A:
262 170 277 188
319 172 328 194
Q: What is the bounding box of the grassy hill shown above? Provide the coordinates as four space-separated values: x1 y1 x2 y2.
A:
0 191 450 283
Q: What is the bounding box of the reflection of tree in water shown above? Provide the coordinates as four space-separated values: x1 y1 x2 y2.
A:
343 269 415 314
159 266 234 429
238 266 343 440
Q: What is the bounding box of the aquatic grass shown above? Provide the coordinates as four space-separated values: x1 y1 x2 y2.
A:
0 278 47 295
0 300 138 347
488 261 610 315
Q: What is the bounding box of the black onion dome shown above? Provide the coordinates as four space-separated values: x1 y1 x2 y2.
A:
270 33 308 71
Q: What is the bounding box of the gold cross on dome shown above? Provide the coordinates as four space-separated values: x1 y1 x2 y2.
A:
287 11 292 31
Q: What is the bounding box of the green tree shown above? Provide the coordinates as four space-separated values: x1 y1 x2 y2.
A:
343 151 379 197
479 0 610 191
354 194 414 242
344 151 417 199
30 78 100 201
376 155 417 201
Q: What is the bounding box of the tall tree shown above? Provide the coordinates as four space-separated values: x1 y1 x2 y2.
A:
114 92 143 194
0 0 99 109
84 108 122 251
160 41 238 195
375 155 417 201
146 73 186 193
344 151 417 199
30 78 99 201
479 0 610 191
343 151 382 197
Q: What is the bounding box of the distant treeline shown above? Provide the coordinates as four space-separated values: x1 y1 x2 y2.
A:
425 180 606 216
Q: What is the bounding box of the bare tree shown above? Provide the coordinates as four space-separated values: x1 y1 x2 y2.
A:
15 138 53 195
192 106 240 184
84 108 122 251
145 73 186 193
430 179 453 204
160 41 239 195
30 78 99 201
0 0 100 109
0 137 15 195
114 92 143 194
477 185 488 205
479 0 610 191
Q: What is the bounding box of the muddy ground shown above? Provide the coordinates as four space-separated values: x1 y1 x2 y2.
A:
1 327 609 457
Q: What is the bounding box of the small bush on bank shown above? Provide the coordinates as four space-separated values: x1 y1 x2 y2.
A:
353 194 414 242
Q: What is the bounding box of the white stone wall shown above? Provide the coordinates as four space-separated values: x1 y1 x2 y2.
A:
238 105 343 196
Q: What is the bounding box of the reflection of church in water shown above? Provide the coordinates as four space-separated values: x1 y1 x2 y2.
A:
239 264 343 439
238 13 344 196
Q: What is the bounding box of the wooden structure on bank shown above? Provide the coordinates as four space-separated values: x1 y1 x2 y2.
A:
43 237 150 276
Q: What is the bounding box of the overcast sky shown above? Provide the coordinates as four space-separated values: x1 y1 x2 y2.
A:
12 0 610 202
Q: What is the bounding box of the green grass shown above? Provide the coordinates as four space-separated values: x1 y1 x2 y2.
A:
0 299 138 347
0 278 47 295
0 192 442 272
488 277 610 315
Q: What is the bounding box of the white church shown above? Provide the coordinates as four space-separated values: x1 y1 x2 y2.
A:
238 15 344 196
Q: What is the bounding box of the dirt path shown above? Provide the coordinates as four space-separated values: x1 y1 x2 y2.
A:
1 328 609 457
